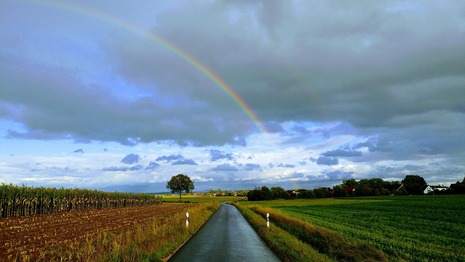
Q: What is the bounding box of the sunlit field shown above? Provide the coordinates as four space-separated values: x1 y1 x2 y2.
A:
237 195 465 261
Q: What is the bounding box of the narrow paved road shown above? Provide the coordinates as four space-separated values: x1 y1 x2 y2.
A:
169 203 280 262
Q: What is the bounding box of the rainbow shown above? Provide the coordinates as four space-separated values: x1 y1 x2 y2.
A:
24 0 268 133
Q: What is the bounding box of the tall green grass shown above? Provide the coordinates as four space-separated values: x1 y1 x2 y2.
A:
232 203 333 262
248 205 387 262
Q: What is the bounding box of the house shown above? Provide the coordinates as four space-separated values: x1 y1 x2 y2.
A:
287 190 297 198
343 186 356 193
423 185 450 194
423 186 434 194
431 185 449 192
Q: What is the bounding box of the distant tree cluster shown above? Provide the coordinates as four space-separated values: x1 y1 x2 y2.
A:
271 187 289 199
401 175 427 195
336 175 430 196
247 186 333 201
337 178 402 197
450 177 465 194
247 186 273 201
208 189 248 197
246 175 464 201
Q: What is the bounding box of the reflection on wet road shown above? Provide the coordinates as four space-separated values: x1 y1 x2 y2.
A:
169 203 280 262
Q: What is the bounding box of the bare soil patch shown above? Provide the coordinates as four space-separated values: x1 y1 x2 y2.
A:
0 204 187 260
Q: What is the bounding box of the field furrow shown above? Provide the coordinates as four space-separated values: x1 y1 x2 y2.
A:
0 203 188 260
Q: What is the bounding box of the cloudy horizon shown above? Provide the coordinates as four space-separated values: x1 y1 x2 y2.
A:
1 0 464 192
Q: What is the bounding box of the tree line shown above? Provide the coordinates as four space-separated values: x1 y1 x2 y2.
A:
247 175 464 201
450 177 465 194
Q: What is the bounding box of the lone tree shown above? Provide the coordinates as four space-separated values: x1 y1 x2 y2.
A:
402 175 427 195
166 174 195 201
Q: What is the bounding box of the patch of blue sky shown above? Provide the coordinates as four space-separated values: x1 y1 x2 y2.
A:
0 137 73 156
281 120 337 133
96 74 155 102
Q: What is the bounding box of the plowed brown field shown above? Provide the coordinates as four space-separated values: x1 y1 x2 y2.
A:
0 203 188 260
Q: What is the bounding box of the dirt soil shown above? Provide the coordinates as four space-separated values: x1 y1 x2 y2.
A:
0 203 188 260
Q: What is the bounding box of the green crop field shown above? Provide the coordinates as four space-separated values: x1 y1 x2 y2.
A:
240 195 465 261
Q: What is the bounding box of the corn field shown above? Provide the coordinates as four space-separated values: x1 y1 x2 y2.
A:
0 184 163 218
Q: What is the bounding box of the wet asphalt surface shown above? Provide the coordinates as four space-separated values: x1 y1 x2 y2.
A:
169 203 281 262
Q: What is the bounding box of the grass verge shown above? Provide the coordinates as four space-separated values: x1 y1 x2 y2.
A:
248 205 387 262
30 203 219 262
232 203 333 262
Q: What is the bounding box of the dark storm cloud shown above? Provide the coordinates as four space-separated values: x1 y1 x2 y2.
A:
0 103 9 117
285 122 357 144
0 54 255 146
322 148 362 158
1 0 465 186
107 0 465 156
354 138 379 152
2 1 465 151
355 112 465 162
7 129 66 141
121 153 141 164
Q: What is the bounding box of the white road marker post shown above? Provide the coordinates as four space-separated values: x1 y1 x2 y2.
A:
186 212 189 228
266 212 270 228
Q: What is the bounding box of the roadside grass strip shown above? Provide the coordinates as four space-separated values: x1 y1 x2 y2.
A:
248 205 387 262
232 203 333 262
104 203 219 262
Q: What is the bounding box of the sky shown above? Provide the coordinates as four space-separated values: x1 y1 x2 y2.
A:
1 0 464 192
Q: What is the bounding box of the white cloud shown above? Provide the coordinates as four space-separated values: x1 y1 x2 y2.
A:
211 163 239 172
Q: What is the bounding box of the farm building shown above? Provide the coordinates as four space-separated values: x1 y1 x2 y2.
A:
423 186 434 194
